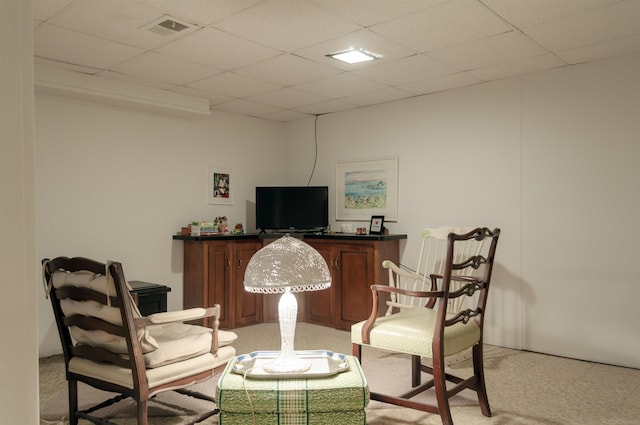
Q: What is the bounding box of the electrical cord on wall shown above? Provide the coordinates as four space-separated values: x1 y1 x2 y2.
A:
306 114 320 186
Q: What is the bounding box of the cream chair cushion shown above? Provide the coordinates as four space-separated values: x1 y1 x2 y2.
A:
351 307 480 358
142 324 235 368
69 345 237 389
53 270 239 366
53 270 160 353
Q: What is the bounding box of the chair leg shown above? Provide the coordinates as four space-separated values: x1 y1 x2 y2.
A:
411 355 421 387
68 379 78 425
137 399 148 425
473 344 492 417
432 356 454 425
352 343 362 360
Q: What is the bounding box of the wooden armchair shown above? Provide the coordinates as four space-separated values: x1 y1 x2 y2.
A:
42 256 237 425
352 227 500 425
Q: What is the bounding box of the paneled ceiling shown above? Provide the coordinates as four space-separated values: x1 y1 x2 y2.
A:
34 0 640 122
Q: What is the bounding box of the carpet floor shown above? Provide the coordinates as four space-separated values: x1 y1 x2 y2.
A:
40 322 640 425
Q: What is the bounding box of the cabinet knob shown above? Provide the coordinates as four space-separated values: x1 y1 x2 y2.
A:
238 258 243 269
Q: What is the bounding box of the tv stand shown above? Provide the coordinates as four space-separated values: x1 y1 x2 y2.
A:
173 233 406 330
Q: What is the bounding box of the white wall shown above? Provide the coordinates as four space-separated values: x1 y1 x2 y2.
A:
521 53 640 367
284 52 640 369
35 96 286 356
284 79 523 352
34 51 640 369
0 0 39 423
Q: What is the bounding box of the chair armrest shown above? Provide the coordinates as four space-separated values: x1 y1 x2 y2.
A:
371 284 444 300
147 307 212 324
133 306 219 327
382 260 431 283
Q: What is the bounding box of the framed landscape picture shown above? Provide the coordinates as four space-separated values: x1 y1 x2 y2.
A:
336 157 398 221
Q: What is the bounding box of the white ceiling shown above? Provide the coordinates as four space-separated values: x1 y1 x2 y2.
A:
33 0 640 122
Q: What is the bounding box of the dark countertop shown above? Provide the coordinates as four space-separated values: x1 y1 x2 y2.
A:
173 232 407 242
172 233 259 241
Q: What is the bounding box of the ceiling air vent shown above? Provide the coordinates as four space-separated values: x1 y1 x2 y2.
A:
143 15 195 37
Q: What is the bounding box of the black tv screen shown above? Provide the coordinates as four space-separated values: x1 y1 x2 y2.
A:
256 186 329 232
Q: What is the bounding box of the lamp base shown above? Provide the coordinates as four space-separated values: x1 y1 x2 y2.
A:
263 351 311 374
263 289 312 374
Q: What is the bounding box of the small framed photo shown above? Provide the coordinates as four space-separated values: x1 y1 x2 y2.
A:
208 167 233 205
369 215 385 235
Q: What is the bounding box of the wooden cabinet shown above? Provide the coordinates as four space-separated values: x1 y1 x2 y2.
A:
306 237 401 331
233 240 262 327
181 237 262 329
305 242 335 327
176 233 405 330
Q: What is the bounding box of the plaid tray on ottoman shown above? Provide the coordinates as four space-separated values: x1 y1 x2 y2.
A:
216 355 369 425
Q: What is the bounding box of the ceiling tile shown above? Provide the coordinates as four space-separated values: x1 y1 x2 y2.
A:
247 87 330 109
42 0 192 50
294 72 387 98
33 0 75 21
170 86 233 105
96 69 177 90
156 27 280 70
468 54 566 81
354 53 458 85
293 99 357 115
260 109 312 122
213 0 361 52
35 56 101 75
429 31 550 70
31 0 640 122
137 0 263 26
341 87 414 107
399 72 482 95
293 29 416 71
234 54 341 86
481 0 622 28
523 1 640 52
309 0 448 27
187 72 280 98
109 51 219 85
34 23 144 69
370 0 514 52
556 34 640 64
214 99 283 117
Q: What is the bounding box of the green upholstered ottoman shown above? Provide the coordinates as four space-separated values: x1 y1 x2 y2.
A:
216 355 369 425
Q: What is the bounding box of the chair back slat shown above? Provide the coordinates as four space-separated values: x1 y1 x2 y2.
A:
386 226 484 314
63 315 128 337
56 285 122 307
72 344 131 368
439 228 500 329
42 256 147 391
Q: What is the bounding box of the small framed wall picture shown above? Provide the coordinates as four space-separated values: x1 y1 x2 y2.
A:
369 215 385 235
208 166 233 205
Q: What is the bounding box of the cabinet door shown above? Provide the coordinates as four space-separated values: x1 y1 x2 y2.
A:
305 242 335 327
183 241 206 311
234 240 263 327
334 244 374 330
206 242 232 328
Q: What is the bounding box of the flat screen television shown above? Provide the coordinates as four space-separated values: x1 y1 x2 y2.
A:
256 186 329 233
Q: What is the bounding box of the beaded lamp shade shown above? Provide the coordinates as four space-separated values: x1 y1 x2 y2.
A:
244 235 331 373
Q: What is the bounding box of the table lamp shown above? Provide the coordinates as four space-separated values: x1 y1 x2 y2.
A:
244 234 331 373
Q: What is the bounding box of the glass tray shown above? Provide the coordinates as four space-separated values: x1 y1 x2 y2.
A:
230 350 349 379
